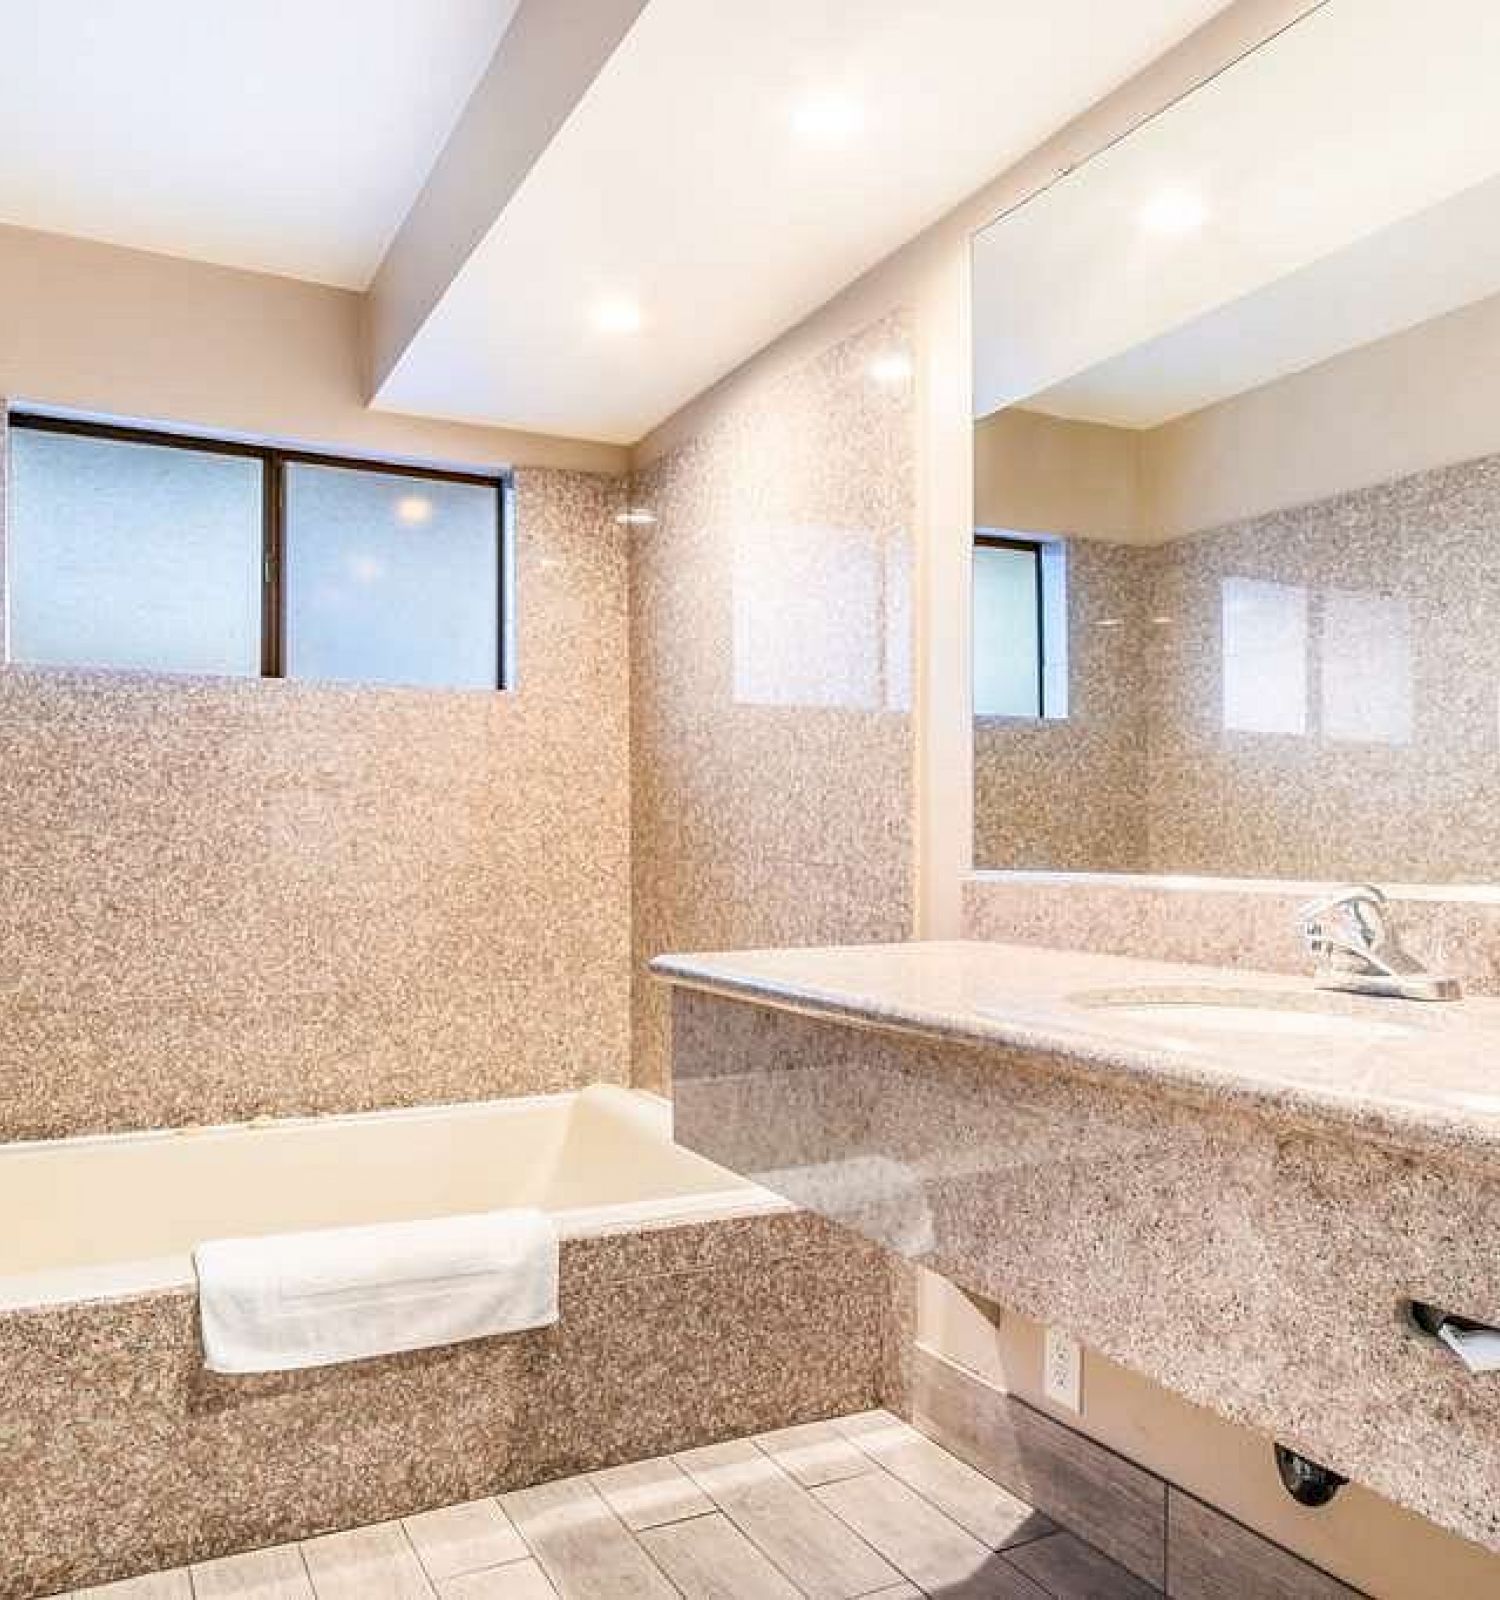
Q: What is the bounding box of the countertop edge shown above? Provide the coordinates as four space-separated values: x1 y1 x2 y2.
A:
651 953 1500 1178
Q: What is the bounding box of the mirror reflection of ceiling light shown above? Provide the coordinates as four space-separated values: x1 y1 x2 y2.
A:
869 352 913 386
1138 187 1209 235
792 92 865 146
615 508 658 526
592 297 644 334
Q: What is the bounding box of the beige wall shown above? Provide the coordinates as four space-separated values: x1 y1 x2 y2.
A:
916 1271 1500 1599
1142 283 1500 538
0 222 625 476
628 314 918 1091
974 408 1143 541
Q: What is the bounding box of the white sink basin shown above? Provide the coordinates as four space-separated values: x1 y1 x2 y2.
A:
1067 986 1424 1044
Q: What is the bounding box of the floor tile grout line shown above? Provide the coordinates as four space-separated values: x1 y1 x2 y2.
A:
665 1463 805 1596
394 1519 440 1598
833 1412 1060 1559
294 1540 316 1598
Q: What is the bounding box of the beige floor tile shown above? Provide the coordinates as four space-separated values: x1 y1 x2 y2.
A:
404 1500 528 1582
589 1454 715 1530
814 1469 1043 1598
640 1511 803 1598
837 1409 1053 1549
675 1438 900 1600
192 1544 314 1598
755 1418 875 1487
1007 1530 1161 1599
71 1576 192 1600
500 1475 677 1599
437 1560 559 1600
300 1522 435 1599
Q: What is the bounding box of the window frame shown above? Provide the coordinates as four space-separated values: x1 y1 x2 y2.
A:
973 530 1048 719
7 412 512 690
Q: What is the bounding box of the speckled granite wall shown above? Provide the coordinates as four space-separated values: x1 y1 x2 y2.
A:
0 455 632 1139
975 449 1500 884
629 315 917 1090
973 536 1149 872
1 1211 892 1598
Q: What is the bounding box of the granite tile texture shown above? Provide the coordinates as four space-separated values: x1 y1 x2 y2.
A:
963 873 1500 999
0 1211 890 1598
974 536 1149 873
628 313 917 1092
662 969 1500 1556
0 464 632 1139
973 449 1500 884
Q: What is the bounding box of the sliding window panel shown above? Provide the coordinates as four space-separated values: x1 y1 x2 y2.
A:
8 426 263 676
283 462 501 691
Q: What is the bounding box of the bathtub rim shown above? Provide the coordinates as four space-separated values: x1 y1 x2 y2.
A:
0 1085 793 1313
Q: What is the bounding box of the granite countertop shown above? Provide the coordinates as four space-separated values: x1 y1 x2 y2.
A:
651 940 1500 1170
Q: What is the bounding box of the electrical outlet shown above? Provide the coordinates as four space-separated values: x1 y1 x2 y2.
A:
1043 1324 1083 1413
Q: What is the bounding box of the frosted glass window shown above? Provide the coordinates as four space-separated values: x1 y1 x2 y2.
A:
1321 589 1413 745
1221 576 1308 734
8 425 262 675
974 539 1042 717
284 463 501 690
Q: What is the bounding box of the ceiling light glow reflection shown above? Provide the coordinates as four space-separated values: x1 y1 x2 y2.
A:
592 297 644 334
1138 186 1209 236
793 92 865 146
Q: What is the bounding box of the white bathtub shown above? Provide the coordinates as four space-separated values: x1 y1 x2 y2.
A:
0 1083 788 1311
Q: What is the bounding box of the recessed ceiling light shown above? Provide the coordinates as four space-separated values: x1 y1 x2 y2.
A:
792 92 865 146
869 352 913 386
615 508 658 526
1138 187 1208 235
593 296 643 334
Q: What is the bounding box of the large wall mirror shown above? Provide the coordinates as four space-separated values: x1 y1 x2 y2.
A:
970 0 1500 884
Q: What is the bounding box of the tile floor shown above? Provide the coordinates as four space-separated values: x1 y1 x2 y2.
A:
65 1410 1162 1600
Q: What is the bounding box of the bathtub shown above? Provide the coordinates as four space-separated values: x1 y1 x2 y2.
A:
0 1083 785 1311
1 1084 893 1598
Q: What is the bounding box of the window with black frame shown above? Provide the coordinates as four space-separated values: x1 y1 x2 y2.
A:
5 415 509 691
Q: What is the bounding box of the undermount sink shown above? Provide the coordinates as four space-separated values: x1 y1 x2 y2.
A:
1067 986 1425 1044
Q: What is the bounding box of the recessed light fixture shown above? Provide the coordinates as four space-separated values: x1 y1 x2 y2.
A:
1138 186 1209 236
593 296 644 334
394 493 433 526
869 351 913 386
792 91 865 146
615 508 658 526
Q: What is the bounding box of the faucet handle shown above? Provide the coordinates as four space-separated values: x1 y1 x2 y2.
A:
1299 884 1388 951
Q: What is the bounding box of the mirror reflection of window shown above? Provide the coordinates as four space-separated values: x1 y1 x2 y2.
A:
1221 577 1308 735
973 533 1068 720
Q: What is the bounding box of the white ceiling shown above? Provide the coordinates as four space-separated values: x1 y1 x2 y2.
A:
973 0 1500 427
374 0 1232 444
0 0 520 287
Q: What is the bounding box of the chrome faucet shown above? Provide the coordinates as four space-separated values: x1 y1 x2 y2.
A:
1299 885 1461 1002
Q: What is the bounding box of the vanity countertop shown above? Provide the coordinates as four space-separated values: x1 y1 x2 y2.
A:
652 939 1500 1170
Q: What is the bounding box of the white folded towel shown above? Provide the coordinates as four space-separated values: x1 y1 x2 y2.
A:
194 1208 559 1374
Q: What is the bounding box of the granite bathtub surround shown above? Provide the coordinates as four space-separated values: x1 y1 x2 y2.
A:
0 466 631 1141
0 1210 893 1598
974 447 1500 882
628 312 917 1092
656 941 1500 1556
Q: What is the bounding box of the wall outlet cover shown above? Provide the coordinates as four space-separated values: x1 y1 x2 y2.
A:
1043 1324 1083 1413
